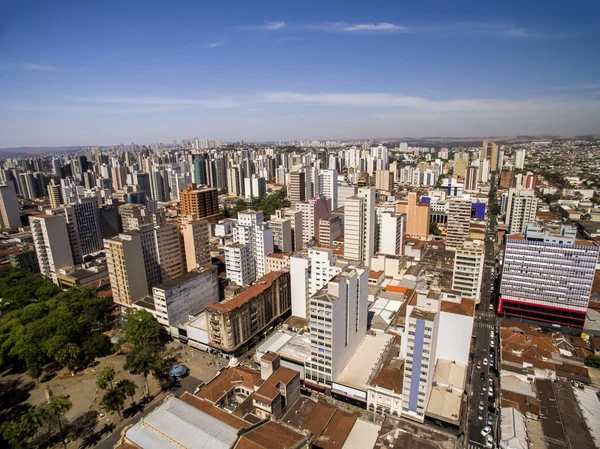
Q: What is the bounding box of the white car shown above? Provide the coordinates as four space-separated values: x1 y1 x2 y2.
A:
481 426 492 437
483 358 488 366
479 401 484 411
487 434 494 445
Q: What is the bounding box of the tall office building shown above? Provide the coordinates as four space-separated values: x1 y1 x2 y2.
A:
179 184 220 220
289 171 306 205
304 266 368 388
104 232 149 308
295 197 332 245
181 218 211 271
344 187 375 264
452 239 485 301
0 181 21 229
499 225 599 328
30 214 74 284
396 192 430 238
318 169 338 209
505 188 538 235
482 140 500 173
446 197 472 249
226 166 243 197
318 216 343 247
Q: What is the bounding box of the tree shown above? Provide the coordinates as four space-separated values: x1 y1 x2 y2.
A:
46 395 71 449
124 345 156 398
101 387 126 419
584 354 600 368
55 343 81 374
1 419 32 449
125 310 162 349
429 221 441 236
96 366 116 391
117 379 137 407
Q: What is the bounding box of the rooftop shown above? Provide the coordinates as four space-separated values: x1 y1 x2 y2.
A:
207 271 285 313
255 366 298 403
196 366 261 403
334 333 394 393
235 421 306 449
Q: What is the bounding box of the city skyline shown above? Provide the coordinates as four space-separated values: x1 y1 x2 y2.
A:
1 0 600 146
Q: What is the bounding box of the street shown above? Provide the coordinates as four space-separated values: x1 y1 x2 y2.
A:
465 178 500 449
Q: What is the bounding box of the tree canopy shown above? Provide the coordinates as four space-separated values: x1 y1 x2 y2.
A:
0 267 112 378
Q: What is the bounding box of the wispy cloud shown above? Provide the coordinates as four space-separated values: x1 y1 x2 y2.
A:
205 41 226 48
239 20 286 31
256 91 600 114
12 63 58 71
312 21 407 33
545 83 600 91
65 95 240 109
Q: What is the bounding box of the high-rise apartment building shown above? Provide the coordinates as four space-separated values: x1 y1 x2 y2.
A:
179 184 220 220
318 216 343 247
505 188 538 235
464 166 478 191
344 187 375 264
64 197 103 258
226 166 244 197
499 225 598 328
289 247 347 318
275 208 303 252
446 197 472 249
47 179 62 209
180 218 211 271
153 223 184 282
514 149 526 170
375 170 394 191
30 214 74 284
268 217 293 253
206 271 291 352
452 239 485 301
0 181 21 229
396 192 430 238
304 266 368 388
376 209 406 256
244 175 266 200
295 197 331 245
104 232 149 307
289 171 306 205
482 140 500 173
223 243 255 286
318 169 338 209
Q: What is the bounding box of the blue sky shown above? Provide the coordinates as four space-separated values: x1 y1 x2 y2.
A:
1 0 599 147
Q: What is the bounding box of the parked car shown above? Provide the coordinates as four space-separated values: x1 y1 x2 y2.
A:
481 426 492 437
169 364 189 379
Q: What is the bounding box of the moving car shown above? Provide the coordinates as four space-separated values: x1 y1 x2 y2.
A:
483 358 488 366
481 426 492 437
478 401 484 411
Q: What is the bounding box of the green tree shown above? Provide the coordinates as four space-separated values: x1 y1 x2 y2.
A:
46 394 71 449
124 345 156 398
125 310 162 349
429 221 441 236
101 387 126 419
55 343 81 374
1 419 32 449
117 379 137 407
584 354 600 368
96 366 116 391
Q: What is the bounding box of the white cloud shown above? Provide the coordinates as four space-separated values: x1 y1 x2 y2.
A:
256 91 600 117
264 21 286 30
66 95 239 108
13 63 58 71
205 41 225 48
342 22 407 32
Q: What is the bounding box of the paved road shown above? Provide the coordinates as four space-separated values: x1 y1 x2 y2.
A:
465 177 500 449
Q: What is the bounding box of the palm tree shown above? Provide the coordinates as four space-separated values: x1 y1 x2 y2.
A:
101 387 126 420
117 379 137 407
124 346 155 398
96 366 116 391
46 395 72 449
19 408 45 440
